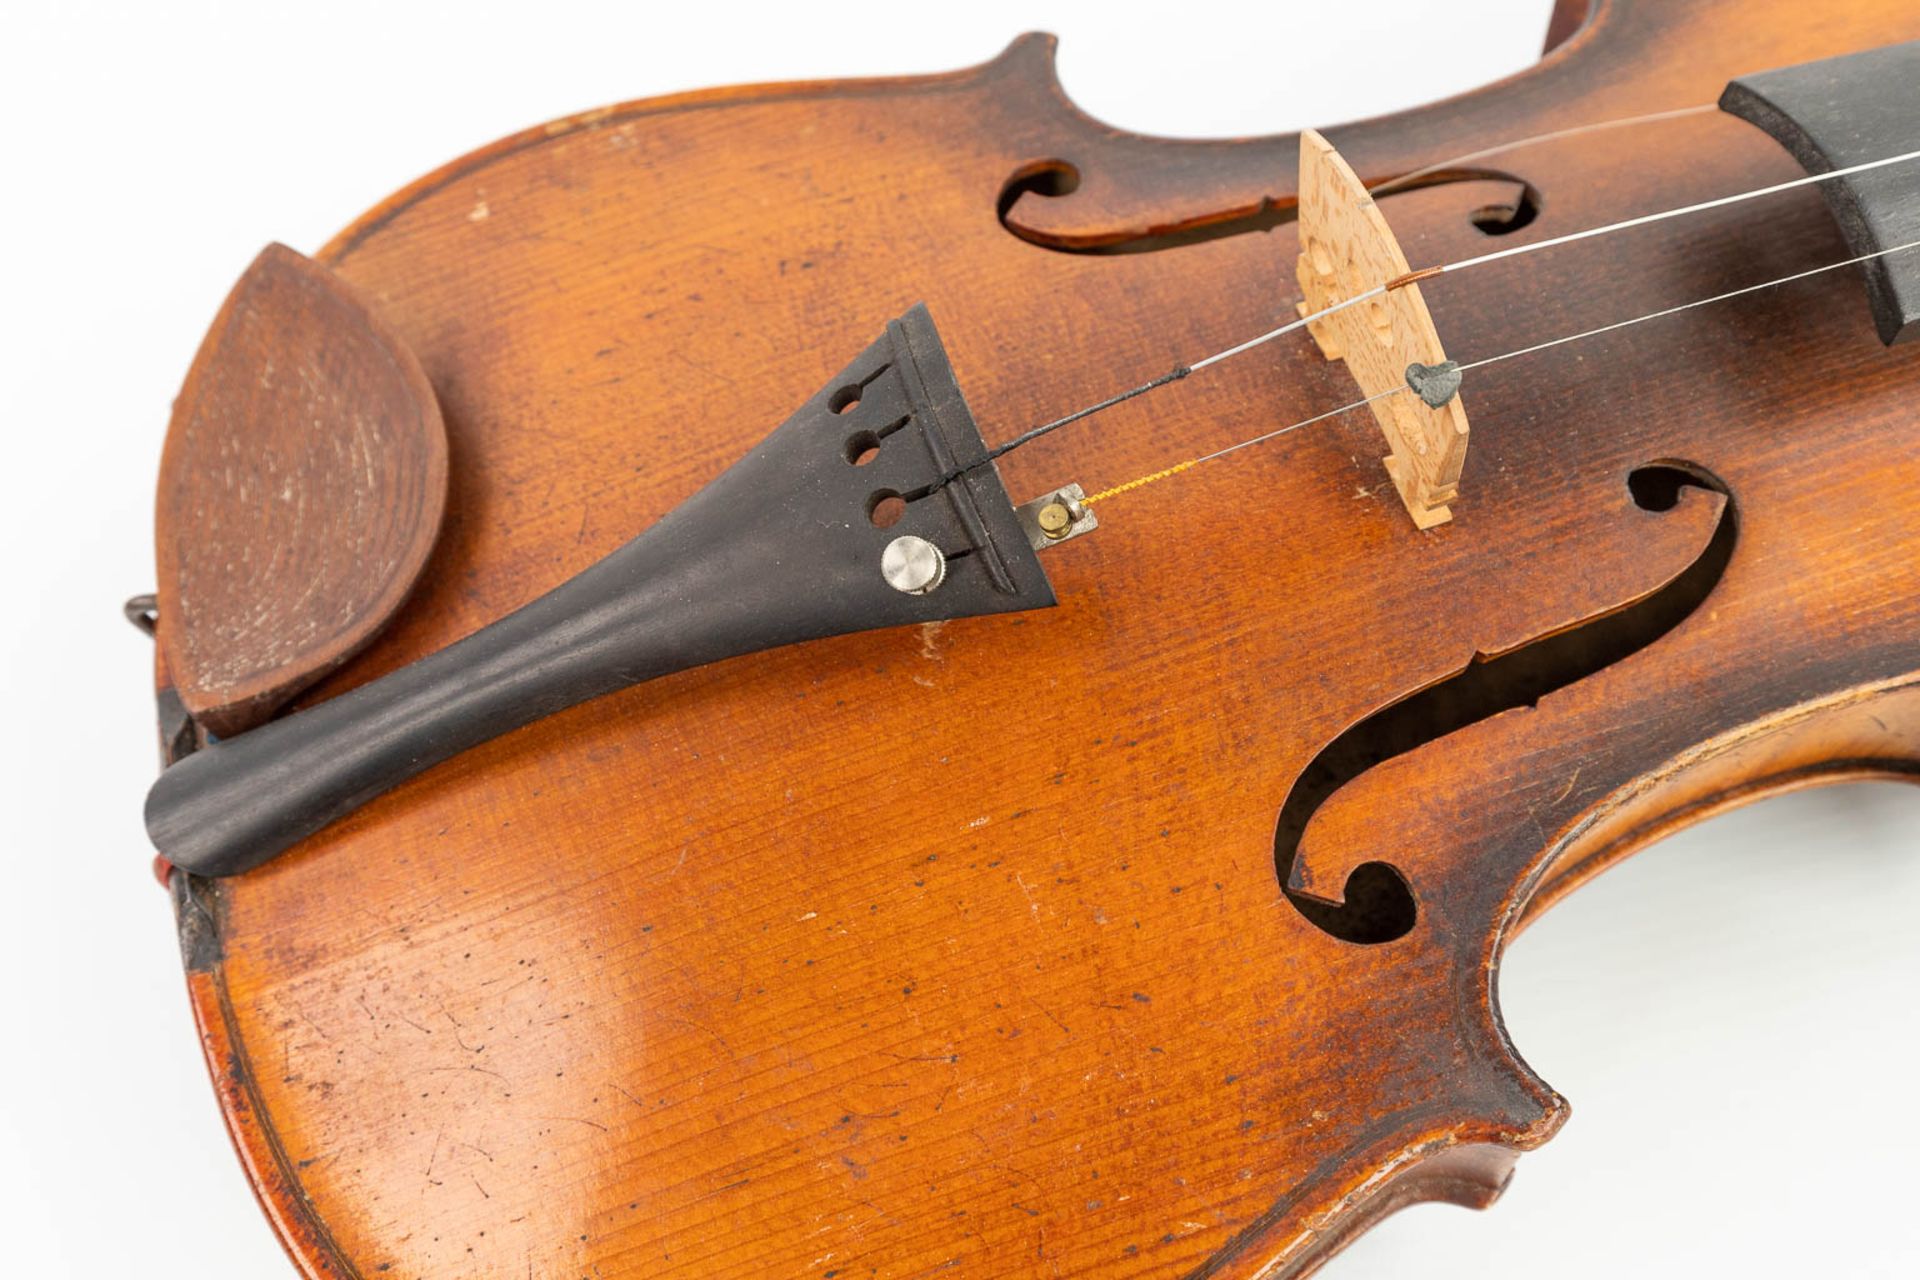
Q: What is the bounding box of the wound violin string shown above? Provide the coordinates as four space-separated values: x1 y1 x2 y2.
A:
1082 385 1405 500
931 144 1920 493
1364 104 1719 197
947 96 1715 480
950 365 1195 474
952 286 1394 476
1076 236 1920 506
1422 147 1920 279
1451 237 1920 374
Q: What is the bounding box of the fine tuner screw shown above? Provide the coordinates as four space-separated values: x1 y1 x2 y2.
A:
1035 500 1075 540
881 535 946 595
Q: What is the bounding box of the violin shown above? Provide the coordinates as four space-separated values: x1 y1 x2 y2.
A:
136 2 1920 1276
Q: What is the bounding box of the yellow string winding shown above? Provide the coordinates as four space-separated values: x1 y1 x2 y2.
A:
1079 460 1197 506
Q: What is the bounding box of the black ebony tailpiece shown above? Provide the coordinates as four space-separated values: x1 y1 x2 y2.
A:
147 304 1054 877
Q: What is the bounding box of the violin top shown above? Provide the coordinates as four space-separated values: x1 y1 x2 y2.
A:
139 2 1920 1277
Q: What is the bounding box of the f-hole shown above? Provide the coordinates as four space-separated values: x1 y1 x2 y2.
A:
1468 184 1541 235
997 164 1538 254
1276 464 1737 945
996 159 1081 221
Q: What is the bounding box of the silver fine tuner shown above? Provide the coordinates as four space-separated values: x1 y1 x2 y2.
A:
881 535 947 595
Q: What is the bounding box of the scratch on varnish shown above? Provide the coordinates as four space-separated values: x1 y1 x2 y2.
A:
1013 871 1042 921
419 1063 511 1085
1031 1001 1071 1038
540 1114 610 1134
294 1006 334 1041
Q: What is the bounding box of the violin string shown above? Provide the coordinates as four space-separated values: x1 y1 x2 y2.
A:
1215 146 1920 373
960 101 1715 476
1425 146 1920 280
1365 104 1718 197
952 365 1193 473
954 287 1393 475
932 144 1920 491
1452 237 1920 374
1077 236 1920 506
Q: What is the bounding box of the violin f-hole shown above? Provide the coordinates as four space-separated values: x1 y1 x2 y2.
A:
1276 463 1737 945
1467 182 1542 235
996 158 1536 255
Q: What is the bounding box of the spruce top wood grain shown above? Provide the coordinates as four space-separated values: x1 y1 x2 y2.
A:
145 2 1920 1277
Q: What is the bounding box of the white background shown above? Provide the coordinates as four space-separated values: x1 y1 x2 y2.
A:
3 2 1917 1276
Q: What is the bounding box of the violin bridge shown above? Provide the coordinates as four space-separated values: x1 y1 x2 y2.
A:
1295 128 1469 530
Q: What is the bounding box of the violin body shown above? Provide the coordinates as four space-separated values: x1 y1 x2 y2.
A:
157 1 1920 1276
